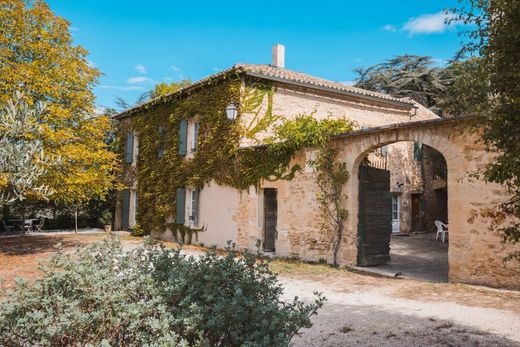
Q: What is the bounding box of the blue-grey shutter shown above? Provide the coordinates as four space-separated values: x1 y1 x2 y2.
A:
178 120 188 156
414 142 423 161
125 133 134 163
121 189 130 230
176 188 186 224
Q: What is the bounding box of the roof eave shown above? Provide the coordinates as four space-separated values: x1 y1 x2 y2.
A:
243 71 415 109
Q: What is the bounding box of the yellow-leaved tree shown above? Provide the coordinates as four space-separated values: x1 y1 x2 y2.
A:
0 0 118 229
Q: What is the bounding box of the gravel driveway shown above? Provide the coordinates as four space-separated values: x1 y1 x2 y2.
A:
282 277 520 346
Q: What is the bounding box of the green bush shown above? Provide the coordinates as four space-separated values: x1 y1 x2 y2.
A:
0 237 324 346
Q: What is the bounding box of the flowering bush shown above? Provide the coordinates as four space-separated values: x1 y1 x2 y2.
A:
0 237 324 346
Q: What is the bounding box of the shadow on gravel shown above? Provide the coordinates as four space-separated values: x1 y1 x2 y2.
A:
292 302 520 347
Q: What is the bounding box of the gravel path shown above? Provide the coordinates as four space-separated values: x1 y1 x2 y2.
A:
281 277 520 346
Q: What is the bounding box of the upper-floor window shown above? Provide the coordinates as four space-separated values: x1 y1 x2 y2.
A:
179 120 188 156
191 122 200 152
125 133 134 164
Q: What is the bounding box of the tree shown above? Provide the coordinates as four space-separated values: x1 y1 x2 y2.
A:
0 0 117 226
115 80 193 110
0 92 54 206
354 55 450 114
449 0 520 261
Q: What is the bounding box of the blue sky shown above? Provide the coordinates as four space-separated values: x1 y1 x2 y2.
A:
46 0 466 111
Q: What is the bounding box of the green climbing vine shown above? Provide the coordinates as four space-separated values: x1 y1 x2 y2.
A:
117 73 353 245
309 144 349 266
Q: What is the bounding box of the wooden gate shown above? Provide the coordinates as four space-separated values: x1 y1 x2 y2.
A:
357 165 392 266
263 188 278 252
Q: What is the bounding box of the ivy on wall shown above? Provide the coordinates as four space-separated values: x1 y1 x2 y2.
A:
117 74 353 242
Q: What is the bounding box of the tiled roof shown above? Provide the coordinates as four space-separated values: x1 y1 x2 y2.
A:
236 64 415 106
114 64 414 119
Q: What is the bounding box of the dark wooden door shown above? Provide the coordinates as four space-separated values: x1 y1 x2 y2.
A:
358 166 392 266
263 188 278 252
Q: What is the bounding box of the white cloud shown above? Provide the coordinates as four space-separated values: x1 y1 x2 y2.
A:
402 12 456 35
171 65 181 72
126 76 153 84
94 105 106 115
134 64 147 74
382 24 397 32
341 80 356 86
99 85 145 91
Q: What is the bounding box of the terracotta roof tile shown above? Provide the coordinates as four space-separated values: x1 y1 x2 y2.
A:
114 64 414 118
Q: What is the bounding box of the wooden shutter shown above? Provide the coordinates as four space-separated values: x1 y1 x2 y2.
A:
121 189 130 230
125 133 134 163
178 120 188 156
414 142 423 161
176 188 186 224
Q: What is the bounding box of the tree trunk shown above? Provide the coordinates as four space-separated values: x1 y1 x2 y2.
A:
74 206 78 234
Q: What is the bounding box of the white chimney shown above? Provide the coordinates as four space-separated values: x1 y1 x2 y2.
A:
272 44 285 68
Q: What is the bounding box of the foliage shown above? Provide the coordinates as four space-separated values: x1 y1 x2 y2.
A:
309 145 349 266
450 0 520 261
148 80 193 99
0 237 324 346
122 75 353 234
0 92 55 206
354 55 450 113
0 0 117 208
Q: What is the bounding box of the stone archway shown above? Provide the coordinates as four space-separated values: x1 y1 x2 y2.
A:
331 117 519 288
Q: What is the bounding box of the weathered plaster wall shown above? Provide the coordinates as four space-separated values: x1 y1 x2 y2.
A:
239 81 439 146
336 120 519 289
236 119 519 289
152 181 239 248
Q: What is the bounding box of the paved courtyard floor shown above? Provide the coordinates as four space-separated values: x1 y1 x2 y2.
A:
353 233 448 282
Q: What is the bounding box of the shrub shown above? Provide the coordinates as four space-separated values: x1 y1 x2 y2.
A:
0 237 324 346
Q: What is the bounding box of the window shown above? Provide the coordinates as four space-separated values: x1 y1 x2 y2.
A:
191 122 199 152
380 145 388 157
125 133 134 164
414 142 423 161
189 189 200 226
158 125 165 158
178 120 188 156
392 195 399 220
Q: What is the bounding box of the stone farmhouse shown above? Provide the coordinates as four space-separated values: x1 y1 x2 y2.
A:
114 45 519 289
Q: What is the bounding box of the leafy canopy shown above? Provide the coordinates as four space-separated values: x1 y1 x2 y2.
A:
449 0 520 261
0 0 117 206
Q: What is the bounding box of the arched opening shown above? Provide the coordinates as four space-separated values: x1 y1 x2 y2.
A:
355 141 449 282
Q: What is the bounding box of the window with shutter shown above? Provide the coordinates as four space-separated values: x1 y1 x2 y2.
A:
175 188 186 224
178 120 188 156
414 142 423 161
125 133 134 163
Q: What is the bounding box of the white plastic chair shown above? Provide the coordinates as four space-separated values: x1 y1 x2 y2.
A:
435 220 448 242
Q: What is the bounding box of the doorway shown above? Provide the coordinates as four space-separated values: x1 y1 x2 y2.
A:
263 188 277 252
